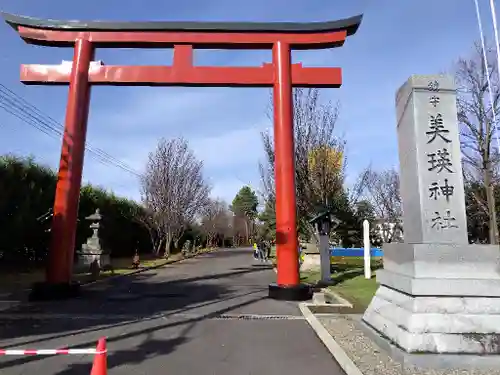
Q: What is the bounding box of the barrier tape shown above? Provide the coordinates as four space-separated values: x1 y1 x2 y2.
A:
0 348 107 355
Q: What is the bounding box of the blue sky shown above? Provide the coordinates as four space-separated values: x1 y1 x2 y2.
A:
0 0 495 204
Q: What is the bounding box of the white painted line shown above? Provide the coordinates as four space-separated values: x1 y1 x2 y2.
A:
299 302 364 375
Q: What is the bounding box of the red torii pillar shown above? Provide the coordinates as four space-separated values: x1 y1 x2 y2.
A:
2 12 362 301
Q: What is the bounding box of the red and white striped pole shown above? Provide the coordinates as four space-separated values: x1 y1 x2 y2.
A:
0 337 107 375
0 347 105 355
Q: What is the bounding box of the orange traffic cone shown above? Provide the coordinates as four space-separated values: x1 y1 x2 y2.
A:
90 337 107 375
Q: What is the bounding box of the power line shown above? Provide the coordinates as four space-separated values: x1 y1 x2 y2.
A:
0 84 133 165
488 0 500 152
473 0 500 153
0 83 142 177
0 84 141 175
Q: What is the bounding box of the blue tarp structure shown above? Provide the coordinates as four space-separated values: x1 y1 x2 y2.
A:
330 247 383 257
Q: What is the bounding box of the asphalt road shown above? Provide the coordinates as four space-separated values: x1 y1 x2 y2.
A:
0 248 345 375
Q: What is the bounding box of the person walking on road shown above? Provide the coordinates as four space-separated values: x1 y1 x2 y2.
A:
253 242 261 260
253 240 266 262
258 239 268 262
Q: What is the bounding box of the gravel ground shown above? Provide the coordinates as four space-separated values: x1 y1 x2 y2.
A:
318 314 500 375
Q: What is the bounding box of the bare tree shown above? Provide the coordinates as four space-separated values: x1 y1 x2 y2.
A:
260 88 346 236
360 166 402 243
134 205 165 255
455 41 500 244
141 137 211 257
347 167 371 206
229 215 242 246
201 198 231 247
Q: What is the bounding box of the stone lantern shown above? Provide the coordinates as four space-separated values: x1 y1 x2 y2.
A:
75 209 111 273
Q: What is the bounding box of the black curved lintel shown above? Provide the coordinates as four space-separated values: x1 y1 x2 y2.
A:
1 12 362 36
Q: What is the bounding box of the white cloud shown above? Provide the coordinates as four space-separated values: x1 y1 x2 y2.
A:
91 88 227 133
80 118 270 203
190 123 268 170
211 177 256 204
81 75 273 203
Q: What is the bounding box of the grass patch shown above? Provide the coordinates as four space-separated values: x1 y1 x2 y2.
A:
300 257 382 282
331 256 382 268
299 256 382 313
0 270 45 293
259 248 381 311
329 257 382 313
300 269 321 284
328 275 378 313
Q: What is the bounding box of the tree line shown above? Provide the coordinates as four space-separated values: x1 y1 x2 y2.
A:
256 41 500 246
139 137 259 257
0 150 245 270
331 41 500 245
257 88 374 247
0 155 151 269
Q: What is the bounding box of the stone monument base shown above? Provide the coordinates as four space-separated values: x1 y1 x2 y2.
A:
362 242 500 357
363 285 500 355
360 315 500 370
29 281 81 301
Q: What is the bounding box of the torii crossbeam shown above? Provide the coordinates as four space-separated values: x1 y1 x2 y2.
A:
2 12 362 301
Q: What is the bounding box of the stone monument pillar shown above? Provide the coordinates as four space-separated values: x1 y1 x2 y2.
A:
363 75 500 357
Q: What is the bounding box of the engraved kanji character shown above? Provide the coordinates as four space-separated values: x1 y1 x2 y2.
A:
428 80 440 92
426 113 451 143
428 179 455 202
429 95 440 107
431 209 458 230
427 148 453 173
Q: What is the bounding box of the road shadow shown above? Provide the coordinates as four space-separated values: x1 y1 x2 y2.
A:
0 265 272 343
0 291 269 372
0 249 279 372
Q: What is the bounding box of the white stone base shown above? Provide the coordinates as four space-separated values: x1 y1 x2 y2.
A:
363 285 500 354
363 242 500 355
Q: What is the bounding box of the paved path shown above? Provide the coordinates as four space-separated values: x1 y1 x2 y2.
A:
0 248 345 374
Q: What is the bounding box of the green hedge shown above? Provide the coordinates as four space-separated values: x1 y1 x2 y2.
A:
0 155 150 270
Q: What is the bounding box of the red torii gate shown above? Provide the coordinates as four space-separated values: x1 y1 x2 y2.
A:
2 12 362 301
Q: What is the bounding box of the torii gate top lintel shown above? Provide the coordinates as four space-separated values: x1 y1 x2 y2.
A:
2 12 362 87
1 12 362 50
